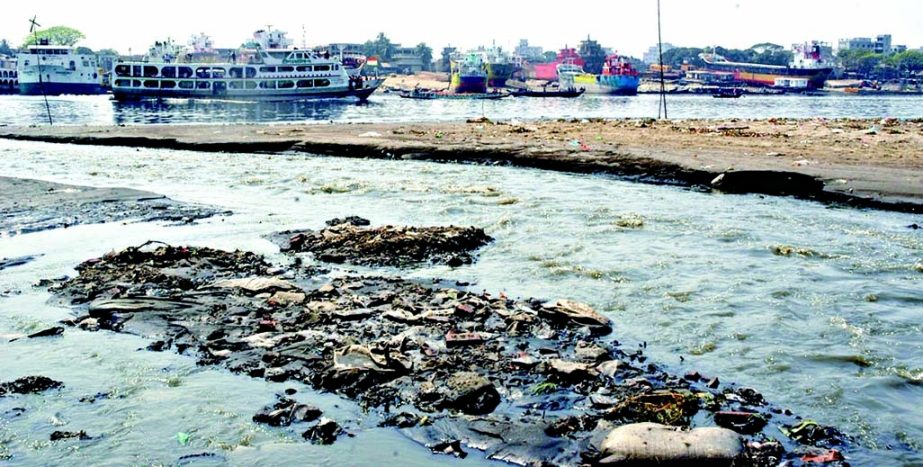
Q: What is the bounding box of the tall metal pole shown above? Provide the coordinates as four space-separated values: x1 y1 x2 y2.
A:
29 16 53 125
657 0 668 119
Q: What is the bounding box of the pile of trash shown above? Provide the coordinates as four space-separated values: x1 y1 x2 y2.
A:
273 217 493 267
47 238 848 465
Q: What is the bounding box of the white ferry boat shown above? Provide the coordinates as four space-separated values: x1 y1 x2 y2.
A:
0 54 17 94
16 41 105 95
111 29 381 102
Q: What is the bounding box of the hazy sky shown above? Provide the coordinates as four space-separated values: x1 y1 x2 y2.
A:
2 0 921 56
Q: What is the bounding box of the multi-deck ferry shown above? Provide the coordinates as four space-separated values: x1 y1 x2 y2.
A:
16 41 105 95
111 29 381 101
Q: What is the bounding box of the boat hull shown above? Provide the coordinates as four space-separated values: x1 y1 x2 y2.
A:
450 74 488 94
485 62 515 87
111 82 380 102
19 82 106 96
573 74 640 96
702 62 831 89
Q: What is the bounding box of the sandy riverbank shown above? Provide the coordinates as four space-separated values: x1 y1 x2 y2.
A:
2 118 922 213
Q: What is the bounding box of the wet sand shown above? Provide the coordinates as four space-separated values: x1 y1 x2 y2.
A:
2 118 922 212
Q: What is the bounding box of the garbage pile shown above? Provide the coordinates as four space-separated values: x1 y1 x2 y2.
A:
47 235 848 466
272 217 493 267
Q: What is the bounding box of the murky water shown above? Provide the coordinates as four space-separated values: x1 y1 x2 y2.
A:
1 139 921 465
0 93 922 126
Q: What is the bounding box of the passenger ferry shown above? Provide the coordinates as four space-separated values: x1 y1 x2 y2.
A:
16 40 105 95
111 29 381 102
0 54 17 94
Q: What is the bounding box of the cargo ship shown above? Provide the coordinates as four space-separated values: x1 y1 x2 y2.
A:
16 40 106 95
449 52 488 93
560 54 640 96
699 42 832 90
524 47 584 81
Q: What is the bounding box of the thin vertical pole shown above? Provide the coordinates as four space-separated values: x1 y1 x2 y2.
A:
29 16 53 125
657 0 668 119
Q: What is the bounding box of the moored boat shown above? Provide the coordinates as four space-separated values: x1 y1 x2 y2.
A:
510 87 584 98
449 52 488 93
111 28 381 102
16 40 105 95
478 45 516 87
399 88 507 100
699 42 832 90
561 54 640 96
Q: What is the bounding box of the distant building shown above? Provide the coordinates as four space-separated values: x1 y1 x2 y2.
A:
838 34 896 54
324 43 365 56
893 44 907 53
440 47 457 72
643 42 674 65
0 54 17 94
514 39 543 61
390 45 426 74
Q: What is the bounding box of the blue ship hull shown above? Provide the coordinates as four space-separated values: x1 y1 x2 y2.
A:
596 75 640 96
19 82 106 96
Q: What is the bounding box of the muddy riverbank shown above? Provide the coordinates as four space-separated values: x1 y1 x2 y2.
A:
2 118 921 213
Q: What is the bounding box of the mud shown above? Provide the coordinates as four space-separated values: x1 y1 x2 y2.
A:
0 176 227 236
46 239 849 465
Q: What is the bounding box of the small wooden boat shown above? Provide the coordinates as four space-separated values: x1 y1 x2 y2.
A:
712 88 743 98
510 87 585 98
398 89 508 100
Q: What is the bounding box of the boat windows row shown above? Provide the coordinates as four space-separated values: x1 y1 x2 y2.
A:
114 64 338 79
113 79 333 89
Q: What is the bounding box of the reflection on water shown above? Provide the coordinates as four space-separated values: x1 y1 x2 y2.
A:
1 93 921 126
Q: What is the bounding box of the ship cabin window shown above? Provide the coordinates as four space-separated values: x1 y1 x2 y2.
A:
93 72 98 79
259 81 276 89
23 60 29 66
82 60 89 67
229 81 244 90
229 67 243 78
278 66 294 73
144 66 158 77
245 67 257 78
296 79 313 88
211 68 226 79
132 80 142 87
114 79 131 87
132 65 143 77
278 80 295 89
296 65 312 72
316 79 330 87
334 65 339 70
161 66 177 78
160 80 176 89
196 67 212 79
178 81 195 89
260 66 276 73
245 81 257 89
115 65 131 77
178 67 194 78
196 81 210 89
144 80 159 88
315 65 330 72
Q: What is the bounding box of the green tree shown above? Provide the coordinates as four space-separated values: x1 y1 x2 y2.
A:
96 48 119 56
75 46 94 55
542 50 557 63
22 25 85 47
415 42 433 71
0 39 13 56
890 50 923 76
362 32 395 61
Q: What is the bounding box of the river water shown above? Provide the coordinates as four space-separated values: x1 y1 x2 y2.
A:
1 93 923 126
0 139 920 465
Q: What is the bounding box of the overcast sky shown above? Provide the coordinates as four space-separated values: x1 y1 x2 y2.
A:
2 0 921 56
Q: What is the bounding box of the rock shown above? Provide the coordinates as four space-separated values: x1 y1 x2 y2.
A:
50 430 91 441
381 412 429 428
208 277 297 294
713 411 768 435
597 422 744 466
596 360 622 379
439 372 501 415
539 300 612 335
428 439 468 458
576 341 610 361
781 420 843 446
544 359 599 383
267 291 306 306
0 376 64 397
325 216 371 227
253 397 322 427
302 418 342 445
332 308 374 321
445 330 484 348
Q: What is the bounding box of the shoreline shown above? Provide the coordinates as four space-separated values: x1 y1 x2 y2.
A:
2 117 922 214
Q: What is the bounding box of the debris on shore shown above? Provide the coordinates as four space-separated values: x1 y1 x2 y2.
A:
0 176 227 237
272 217 493 267
46 238 848 465
0 376 64 397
